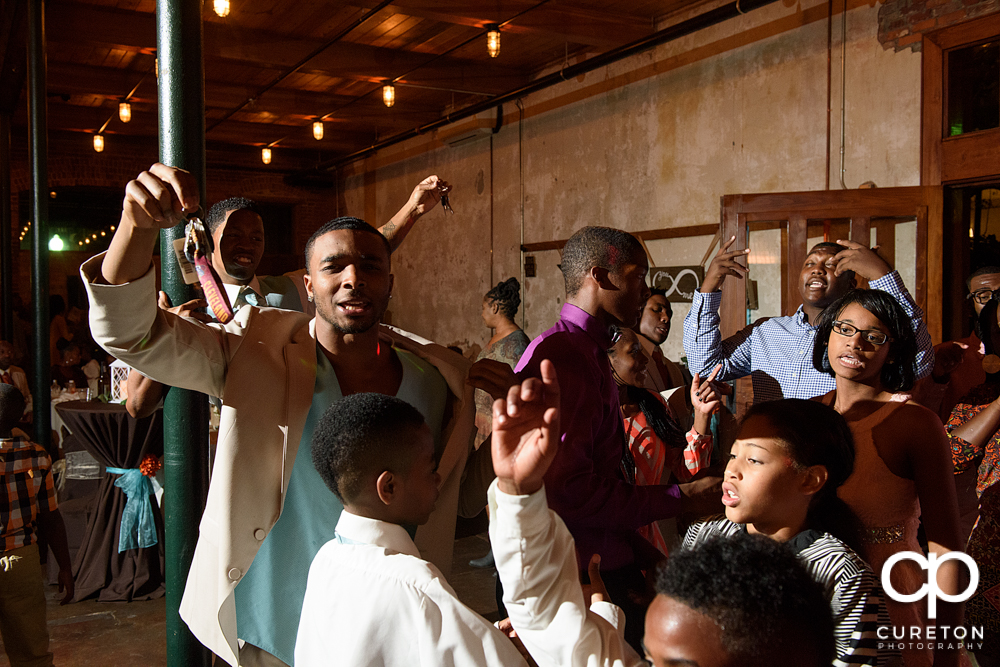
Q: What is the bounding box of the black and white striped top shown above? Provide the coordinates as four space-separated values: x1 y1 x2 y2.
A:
682 518 901 667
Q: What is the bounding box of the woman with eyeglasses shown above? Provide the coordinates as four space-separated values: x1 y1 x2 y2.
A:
811 289 965 667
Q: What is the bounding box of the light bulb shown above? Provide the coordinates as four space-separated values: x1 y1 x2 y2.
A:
213 0 230 18
261 147 272 164
382 84 395 108
119 101 131 123
48 235 64 252
313 120 324 140
487 25 500 58
93 134 104 152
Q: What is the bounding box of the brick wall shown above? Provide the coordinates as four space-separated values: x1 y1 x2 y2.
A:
879 0 1000 51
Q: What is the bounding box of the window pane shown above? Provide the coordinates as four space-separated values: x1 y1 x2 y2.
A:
947 40 1000 137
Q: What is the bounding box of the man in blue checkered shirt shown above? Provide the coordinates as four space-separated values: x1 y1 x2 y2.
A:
683 237 933 404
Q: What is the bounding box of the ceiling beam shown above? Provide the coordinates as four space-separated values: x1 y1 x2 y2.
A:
45 4 532 92
348 0 654 47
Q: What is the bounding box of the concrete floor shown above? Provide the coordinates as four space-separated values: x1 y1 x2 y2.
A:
0 532 498 667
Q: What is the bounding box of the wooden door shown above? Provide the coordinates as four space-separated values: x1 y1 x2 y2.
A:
718 186 944 417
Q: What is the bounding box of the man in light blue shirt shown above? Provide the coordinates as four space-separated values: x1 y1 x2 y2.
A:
683 237 933 403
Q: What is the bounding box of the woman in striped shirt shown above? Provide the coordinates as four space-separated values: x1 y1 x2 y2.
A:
683 399 900 667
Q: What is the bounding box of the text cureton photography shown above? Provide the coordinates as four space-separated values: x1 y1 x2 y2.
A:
878 551 986 653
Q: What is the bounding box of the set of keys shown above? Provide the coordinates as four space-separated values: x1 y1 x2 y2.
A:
181 210 234 324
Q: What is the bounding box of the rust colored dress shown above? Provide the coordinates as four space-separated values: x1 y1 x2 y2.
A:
820 392 931 667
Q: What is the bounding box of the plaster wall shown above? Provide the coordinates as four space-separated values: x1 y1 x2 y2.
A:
342 0 922 363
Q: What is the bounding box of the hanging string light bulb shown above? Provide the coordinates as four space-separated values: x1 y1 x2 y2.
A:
213 0 230 18
312 120 324 140
261 147 272 164
382 83 395 108
486 25 501 58
119 101 132 123
93 134 105 153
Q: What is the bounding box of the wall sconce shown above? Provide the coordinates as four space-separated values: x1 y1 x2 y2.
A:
486 25 500 58
382 83 395 108
119 101 131 123
213 0 230 17
261 147 272 164
93 134 104 152
312 121 324 140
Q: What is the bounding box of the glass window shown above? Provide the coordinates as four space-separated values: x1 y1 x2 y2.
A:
947 40 1000 137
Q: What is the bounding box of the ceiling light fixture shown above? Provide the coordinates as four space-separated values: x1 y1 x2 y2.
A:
119 101 131 123
213 0 230 18
93 134 104 152
261 147 272 164
313 120 324 141
486 25 501 58
382 83 395 108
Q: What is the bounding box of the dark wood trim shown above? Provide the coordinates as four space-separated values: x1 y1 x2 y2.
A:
780 224 789 315
941 128 1000 183
786 215 806 317
874 219 896 270
925 11 1000 50
922 12 1000 186
916 204 929 332
921 36 943 185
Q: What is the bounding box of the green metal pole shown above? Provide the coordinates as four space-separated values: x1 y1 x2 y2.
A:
1 112 12 343
156 1 211 665
27 0 49 455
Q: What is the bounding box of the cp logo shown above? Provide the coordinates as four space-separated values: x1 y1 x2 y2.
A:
881 551 979 619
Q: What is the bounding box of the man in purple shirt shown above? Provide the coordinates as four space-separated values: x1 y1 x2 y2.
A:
514 226 720 652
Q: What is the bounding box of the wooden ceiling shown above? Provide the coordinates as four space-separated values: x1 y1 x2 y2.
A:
4 0 710 163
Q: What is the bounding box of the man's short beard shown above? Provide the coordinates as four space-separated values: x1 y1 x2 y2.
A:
331 317 380 335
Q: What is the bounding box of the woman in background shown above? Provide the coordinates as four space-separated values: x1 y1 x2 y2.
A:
471 278 530 569
474 278 530 444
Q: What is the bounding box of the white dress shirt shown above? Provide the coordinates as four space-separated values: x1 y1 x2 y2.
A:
489 481 645 667
295 510 527 666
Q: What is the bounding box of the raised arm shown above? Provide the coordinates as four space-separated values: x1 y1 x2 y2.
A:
101 164 200 286
683 237 755 380
490 361 643 667
378 175 450 253
835 240 934 381
86 165 236 399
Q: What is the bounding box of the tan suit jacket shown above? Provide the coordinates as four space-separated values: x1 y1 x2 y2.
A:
82 254 487 667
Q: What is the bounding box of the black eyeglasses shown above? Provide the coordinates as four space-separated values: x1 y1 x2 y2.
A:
968 288 1000 305
831 321 891 346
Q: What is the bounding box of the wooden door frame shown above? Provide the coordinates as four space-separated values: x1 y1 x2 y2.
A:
922 12 1000 186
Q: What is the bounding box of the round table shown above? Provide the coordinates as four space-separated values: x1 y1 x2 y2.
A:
55 400 164 602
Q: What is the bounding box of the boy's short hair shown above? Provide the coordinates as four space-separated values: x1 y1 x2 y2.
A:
311 393 426 504
0 383 25 433
655 534 835 666
305 217 391 267
206 197 261 236
560 226 644 297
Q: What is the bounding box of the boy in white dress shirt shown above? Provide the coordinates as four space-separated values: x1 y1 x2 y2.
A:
295 392 527 667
